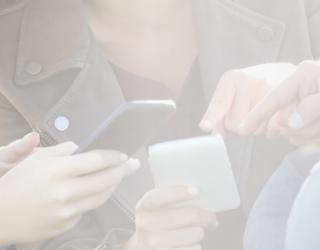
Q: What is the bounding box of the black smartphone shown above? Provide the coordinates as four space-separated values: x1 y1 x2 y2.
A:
75 100 176 155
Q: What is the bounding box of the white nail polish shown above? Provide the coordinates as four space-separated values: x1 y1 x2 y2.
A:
288 111 304 129
127 159 141 171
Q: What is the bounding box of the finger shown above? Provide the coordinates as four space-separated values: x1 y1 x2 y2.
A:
285 119 320 142
33 141 78 158
199 71 237 133
0 132 40 163
136 186 199 212
146 227 205 249
70 186 117 214
224 81 253 134
240 72 301 134
55 150 130 176
253 122 267 136
287 94 320 130
69 159 140 199
136 208 217 230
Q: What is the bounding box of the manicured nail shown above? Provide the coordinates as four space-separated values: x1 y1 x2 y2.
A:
200 121 213 132
288 111 304 129
126 158 141 172
188 186 199 196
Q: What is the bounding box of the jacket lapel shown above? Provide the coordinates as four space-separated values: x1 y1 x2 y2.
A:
14 0 91 86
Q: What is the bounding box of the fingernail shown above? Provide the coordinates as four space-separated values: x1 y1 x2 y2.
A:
126 158 141 172
288 111 304 129
188 186 199 196
200 121 213 132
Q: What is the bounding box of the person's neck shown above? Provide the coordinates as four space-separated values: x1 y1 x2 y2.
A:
85 0 190 36
84 0 197 95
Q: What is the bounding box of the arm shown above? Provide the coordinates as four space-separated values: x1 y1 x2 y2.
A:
244 148 320 250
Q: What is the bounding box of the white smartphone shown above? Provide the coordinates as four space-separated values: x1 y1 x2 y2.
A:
148 135 240 213
75 100 176 155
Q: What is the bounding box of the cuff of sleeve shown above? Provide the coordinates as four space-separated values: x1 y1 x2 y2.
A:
94 229 134 250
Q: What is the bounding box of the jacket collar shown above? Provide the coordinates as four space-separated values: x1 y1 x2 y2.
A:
7 0 309 89
13 0 91 86
193 0 310 103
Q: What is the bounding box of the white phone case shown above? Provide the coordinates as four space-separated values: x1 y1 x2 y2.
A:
148 135 240 212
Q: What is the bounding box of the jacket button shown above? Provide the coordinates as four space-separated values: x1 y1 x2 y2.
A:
25 62 42 76
257 26 274 42
54 116 70 132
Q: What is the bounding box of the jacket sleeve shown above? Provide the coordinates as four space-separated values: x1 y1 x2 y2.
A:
243 148 320 250
285 164 320 250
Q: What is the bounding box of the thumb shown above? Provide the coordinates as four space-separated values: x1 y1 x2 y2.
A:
0 132 40 163
287 94 320 129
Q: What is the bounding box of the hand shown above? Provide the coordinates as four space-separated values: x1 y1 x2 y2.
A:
199 63 297 135
0 132 40 176
125 186 217 250
240 60 320 146
0 143 140 246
